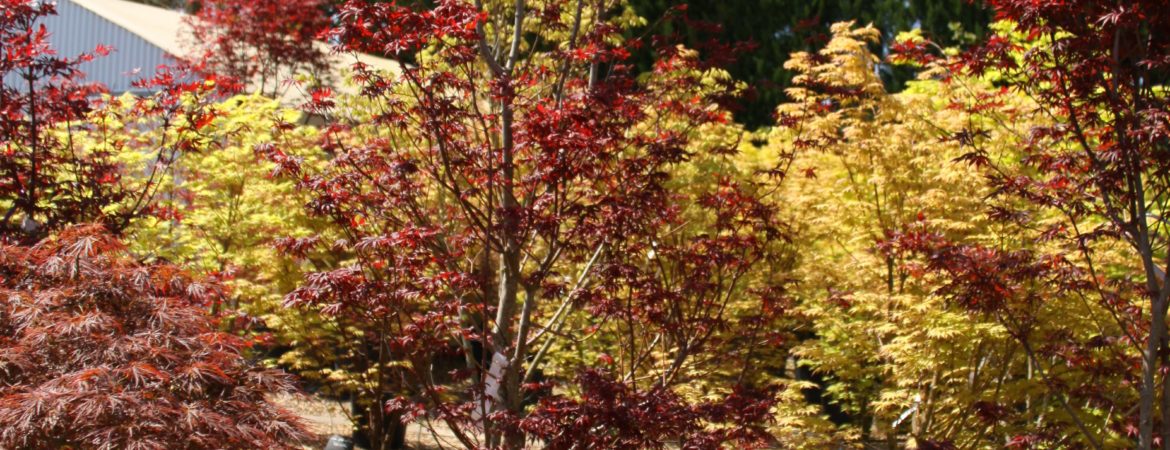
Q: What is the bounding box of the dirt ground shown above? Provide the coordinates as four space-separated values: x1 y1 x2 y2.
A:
273 394 472 450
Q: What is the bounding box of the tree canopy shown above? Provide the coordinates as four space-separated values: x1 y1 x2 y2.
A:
8 0 1170 449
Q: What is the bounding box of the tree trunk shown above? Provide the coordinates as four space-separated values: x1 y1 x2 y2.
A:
489 72 524 450
1161 334 1170 450
1136 212 1167 450
1142 297 1169 450
352 398 406 450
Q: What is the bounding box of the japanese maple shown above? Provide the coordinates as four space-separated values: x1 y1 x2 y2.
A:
768 22 1036 446
950 1 1170 448
1 0 232 243
815 1 1170 447
0 224 309 449
266 0 787 448
769 17 1165 448
185 0 333 97
0 0 104 240
1 4 307 448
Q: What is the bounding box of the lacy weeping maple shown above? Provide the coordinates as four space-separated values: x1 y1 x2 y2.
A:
0 225 309 449
264 0 786 448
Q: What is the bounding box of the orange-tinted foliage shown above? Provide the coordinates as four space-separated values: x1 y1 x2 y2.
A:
0 225 309 449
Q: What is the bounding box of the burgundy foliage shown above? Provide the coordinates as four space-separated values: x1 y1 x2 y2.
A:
264 0 786 447
185 0 333 96
1 5 302 448
0 225 309 449
1 0 233 242
1 0 105 239
518 369 776 450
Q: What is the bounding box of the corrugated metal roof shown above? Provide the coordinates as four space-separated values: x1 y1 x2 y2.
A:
3 0 176 94
71 0 186 55
4 0 401 103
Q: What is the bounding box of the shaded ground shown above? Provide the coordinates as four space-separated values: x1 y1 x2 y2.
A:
274 394 473 450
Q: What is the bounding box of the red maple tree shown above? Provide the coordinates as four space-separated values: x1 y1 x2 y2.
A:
185 0 333 97
265 0 787 448
1 0 105 239
1 0 232 242
0 225 310 449
880 1 1170 448
961 2 1170 448
2 4 307 448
